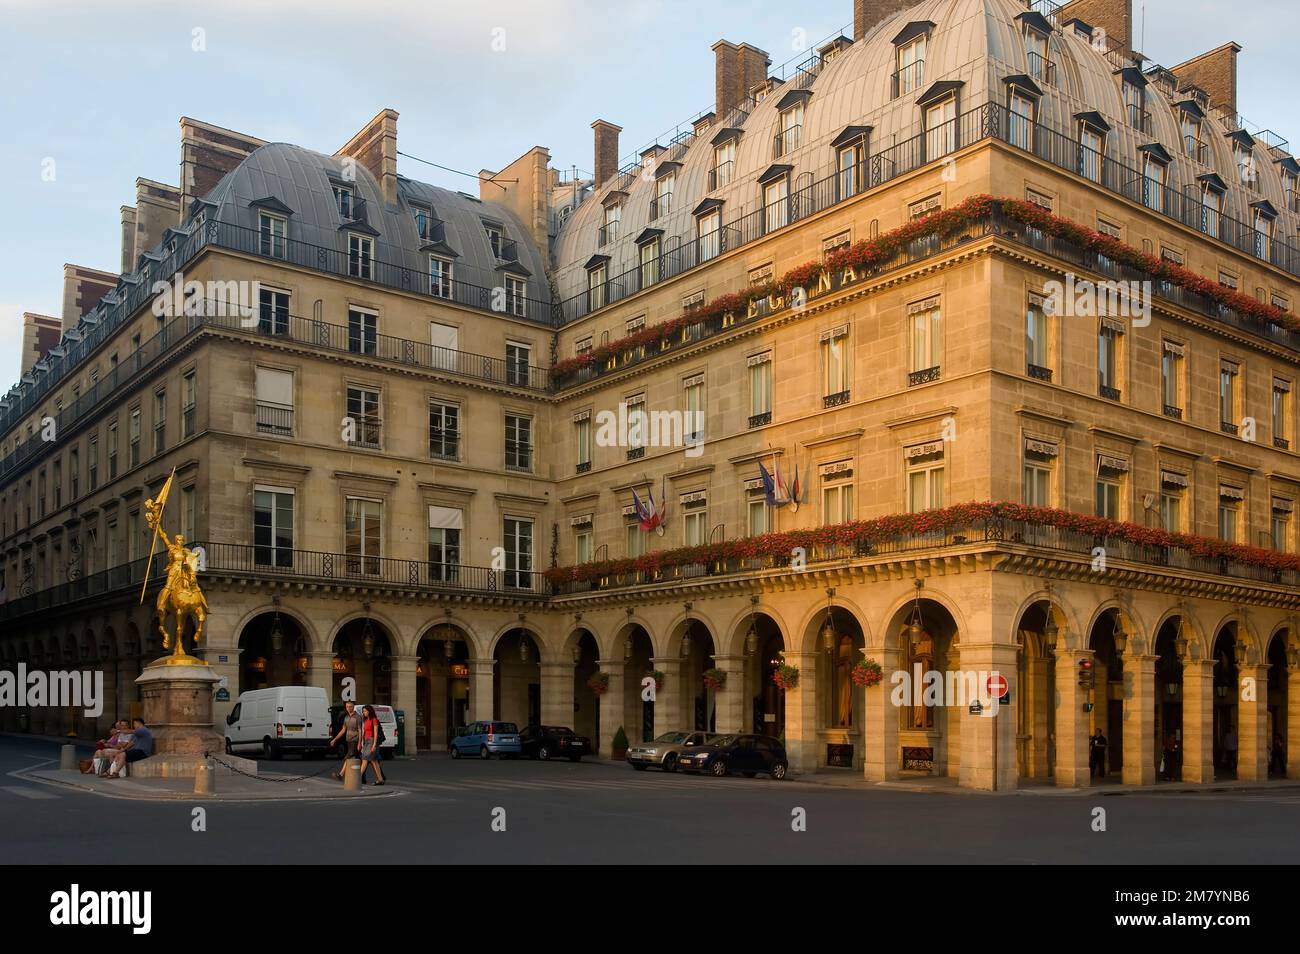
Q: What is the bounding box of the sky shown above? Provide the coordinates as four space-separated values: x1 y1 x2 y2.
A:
1 0 1297 383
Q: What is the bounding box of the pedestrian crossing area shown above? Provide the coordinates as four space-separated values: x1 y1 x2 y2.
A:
0 785 60 800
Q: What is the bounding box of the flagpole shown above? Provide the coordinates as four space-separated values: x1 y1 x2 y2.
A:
139 466 177 604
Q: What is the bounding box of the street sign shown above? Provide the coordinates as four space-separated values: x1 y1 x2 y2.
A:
214 688 230 702
968 700 984 715
987 674 1008 697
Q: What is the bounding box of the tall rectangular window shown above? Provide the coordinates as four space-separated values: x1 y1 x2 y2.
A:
574 525 593 564
1272 499 1293 552
181 485 195 542
429 256 453 298
822 480 854 525
1095 457 1126 520
182 370 196 438
503 517 533 589
1009 90 1035 150
129 408 141 468
697 210 721 261
429 401 459 460
684 374 704 443
1079 125 1103 182
1160 476 1185 533
821 327 850 403
87 436 98 491
258 288 289 336
587 263 607 311
1026 294 1049 373
348 234 373 279
108 420 118 479
505 340 531 387
747 497 769 536
639 239 660 287
258 212 286 259
602 202 621 243
347 308 377 355
1161 341 1184 416
925 97 957 159
906 443 945 512
255 367 294 436
896 35 925 95
427 506 462 582
152 389 166 456
345 497 383 575
748 352 773 425
1142 154 1167 212
1098 322 1121 398
254 486 295 568
574 413 593 472
346 386 381 448
504 275 527 317
1274 379 1292 449
69 448 79 500
713 140 735 188
1220 360 1240 432
837 139 865 199
505 414 532 471
1023 442 1055 506
655 174 674 218
1218 489 1242 541
764 177 789 231
910 298 941 374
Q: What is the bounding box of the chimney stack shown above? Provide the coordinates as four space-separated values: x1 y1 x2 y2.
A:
1057 0 1133 51
1170 42 1242 116
713 40 771 120
854 0 918 41
591 119 622 189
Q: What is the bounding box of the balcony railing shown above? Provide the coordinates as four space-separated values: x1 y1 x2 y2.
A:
891 60 924 99
1099 383 1122 401
1184 136 1209 164
708 161 734 191
748 411 771 428
1163 405 1184 420
909 366 941 387
597 223 618 247
823 390 850 408
256 400 294 436
345 413 382 449
773 125 802 158
1127 103 1152 134
650 194 672 220
1027 363 1053 382
1026 51 1055 86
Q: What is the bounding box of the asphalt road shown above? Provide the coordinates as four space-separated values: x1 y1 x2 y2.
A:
3 736 1298 864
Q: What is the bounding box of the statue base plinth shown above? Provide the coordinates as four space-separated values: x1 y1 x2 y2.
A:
128 752 257 779
135 656 224 760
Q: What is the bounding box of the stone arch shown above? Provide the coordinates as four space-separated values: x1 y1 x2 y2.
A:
877 584 971 653
1207 611 1263 663
662 607 723 659
486 621 548 661
794 591 872 656
1150 606 1209 661
721 602 792 657
1010 589 1079 650
605 613 657 661
232 603 320 654
1082 599 1148 655
324 607 403 652
1266 621 1294 658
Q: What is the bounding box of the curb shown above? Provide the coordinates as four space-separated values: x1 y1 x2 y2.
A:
14 768 405 803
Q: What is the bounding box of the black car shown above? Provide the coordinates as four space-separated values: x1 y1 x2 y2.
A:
674 733 788 779
519 725 590 761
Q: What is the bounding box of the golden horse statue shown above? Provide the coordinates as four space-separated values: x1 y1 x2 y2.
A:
144 494 209 658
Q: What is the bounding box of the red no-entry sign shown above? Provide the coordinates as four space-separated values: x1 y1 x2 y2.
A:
987 674 1008 697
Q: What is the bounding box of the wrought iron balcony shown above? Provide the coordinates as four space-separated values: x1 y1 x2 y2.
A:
1221 421 1240 436
1026 51 1055 86
823 390 850 408
891 60 925 99
1275 437 1290 450
1099 384 1122 401
773 125 802 159
909 366 941 387
1027 363 1053 382
1163 405 1184 420
256 401 294 436
748 411 772 428
708 161 734 191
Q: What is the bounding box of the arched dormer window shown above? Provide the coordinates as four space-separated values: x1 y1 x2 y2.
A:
891 21 935 98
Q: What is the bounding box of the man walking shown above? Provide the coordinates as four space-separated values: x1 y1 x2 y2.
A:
330 701 362 781
1089 729 1108 778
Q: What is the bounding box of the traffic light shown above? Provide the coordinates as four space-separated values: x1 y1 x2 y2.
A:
1077 658 1095 689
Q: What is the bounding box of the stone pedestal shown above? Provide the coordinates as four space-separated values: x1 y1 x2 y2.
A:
133 655 227 778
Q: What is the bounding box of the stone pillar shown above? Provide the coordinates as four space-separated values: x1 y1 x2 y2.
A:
469 658 495 722
390 654 418 756
712 655 745 733
1121 652 1158 786
651 658 681 738
597 659 625 756
1237 662 1269 781
863 646 901 782
115 658 136 723
782 651 819 774
306 652 334 696
1181 659 1214 783
957 643 1018 792
1092 660 1110 738
540 661 575 728
1054 649 1091 787
98 662 118 739
1288 664 1300 780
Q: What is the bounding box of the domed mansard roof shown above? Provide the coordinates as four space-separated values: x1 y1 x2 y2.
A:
551 0 1296 306
200 141 550 306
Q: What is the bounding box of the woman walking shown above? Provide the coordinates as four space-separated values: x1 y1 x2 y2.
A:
359 705 387 786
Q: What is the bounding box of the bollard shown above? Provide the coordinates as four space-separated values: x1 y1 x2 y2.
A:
342 758 362 793
193 762 215 795
59 744 78 772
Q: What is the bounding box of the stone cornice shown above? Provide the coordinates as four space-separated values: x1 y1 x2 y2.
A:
1014 405 1073 428
241 457 311 476
416 482 477 499
1152 441 1200 460
1087 425 1141 446
885 407 958 430
802 428 865 447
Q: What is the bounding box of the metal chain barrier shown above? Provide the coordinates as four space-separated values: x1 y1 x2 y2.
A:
204 752 343 783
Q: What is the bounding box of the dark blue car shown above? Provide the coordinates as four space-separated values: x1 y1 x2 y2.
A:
675 733 788 779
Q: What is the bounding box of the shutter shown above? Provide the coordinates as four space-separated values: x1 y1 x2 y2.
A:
428 506 463 530
255 367 293 405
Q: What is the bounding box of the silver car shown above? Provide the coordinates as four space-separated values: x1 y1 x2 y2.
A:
627 731 720 772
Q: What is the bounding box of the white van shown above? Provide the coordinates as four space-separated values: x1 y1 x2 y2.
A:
224 686 331 759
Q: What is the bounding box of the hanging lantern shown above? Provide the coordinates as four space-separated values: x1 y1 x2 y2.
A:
623 634 633 660
1111 617 1128 655
520 637 531 663
270 611 284 654
905 580 924 648
681 631 692 657
572 644 582 664
361 617 375 659
444 639 455 660
1042 612 1059 651
745 622 758 656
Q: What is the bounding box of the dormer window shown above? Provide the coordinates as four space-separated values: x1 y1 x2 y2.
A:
1180 110 1205 162
652 172 674 220
1024 26 1053 84
484 223 504 259
429 256 453 298
1007 84 1038 151
894 32 927 97
637 229 663 287
258 212 286 259
348 233 373 279
1139 145 1170 213
835 130 867 200
600 202 621 247
1075 113 1110 183
1199 175 1226 237
333 185 354 218
1282 165 1299 213
713 139 735 189
1253 203 1277 260
411 205 432 240
921 87 960 160
775 102 804 158
1122 80 1149 133
585 255 610 313
1233 137 1257 189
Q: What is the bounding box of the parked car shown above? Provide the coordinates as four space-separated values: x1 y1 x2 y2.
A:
627 730 720 772
224 686 331 760
519 725 590 761
327 703 398 760
449 720 522 759
674 734 788 779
